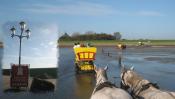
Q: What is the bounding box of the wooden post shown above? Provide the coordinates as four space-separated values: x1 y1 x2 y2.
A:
108 52 110 56
117 44 126 67
118 50 123 67
102 48 104 53
118 55 121 66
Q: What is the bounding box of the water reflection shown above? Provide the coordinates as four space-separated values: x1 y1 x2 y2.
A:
74 74 95 99
57 47 175 99
1 46 175 98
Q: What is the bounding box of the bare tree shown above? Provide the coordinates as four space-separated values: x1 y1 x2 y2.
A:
71 32 80 37
113 32 122 40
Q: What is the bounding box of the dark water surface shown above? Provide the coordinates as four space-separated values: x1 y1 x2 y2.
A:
1 47 175 99
57 48 96 99
57 47 175 99
0 48 3 94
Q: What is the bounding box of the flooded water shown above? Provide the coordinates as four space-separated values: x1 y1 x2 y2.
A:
0 48 3 94
1 47 175 99
57 47 175 99
57 48 96 99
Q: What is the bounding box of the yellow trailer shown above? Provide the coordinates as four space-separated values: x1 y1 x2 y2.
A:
74 47 97 74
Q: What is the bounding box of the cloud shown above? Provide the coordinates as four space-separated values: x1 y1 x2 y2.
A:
2 22 58 68
17 1 165 17
19 2 116 16
40 43 48 48
36 24 58 35
31 47 39 51
137 11 164 16
48 41 55 46
3 55 57 68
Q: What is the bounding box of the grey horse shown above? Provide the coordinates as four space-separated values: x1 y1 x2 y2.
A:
120 66 175 99
91 66 132 99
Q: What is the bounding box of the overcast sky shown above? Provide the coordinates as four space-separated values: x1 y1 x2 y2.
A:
1 0 175 68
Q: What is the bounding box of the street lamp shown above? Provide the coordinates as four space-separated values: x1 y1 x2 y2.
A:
10 21 31 67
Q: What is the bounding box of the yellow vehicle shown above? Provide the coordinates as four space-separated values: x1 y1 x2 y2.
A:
74 47 97 74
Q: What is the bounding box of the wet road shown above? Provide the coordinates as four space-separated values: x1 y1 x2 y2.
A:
57 47 175 99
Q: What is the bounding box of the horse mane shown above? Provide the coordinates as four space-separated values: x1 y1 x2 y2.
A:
127 71 146 86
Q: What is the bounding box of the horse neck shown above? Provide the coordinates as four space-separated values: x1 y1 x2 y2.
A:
96 74 108 86
129 75 150 94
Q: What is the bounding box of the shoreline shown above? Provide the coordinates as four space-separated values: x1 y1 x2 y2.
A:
58 45 175 48
58 40 175 48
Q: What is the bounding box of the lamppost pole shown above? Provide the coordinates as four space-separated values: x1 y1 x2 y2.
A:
10 21 31 67
19 28 22 66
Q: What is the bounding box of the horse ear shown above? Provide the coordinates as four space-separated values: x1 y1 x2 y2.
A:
104 66 108 70
130 66 134 70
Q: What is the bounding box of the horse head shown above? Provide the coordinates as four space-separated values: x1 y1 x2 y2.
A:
94 66 108 85
120 66 163 99
91 65 133 99
120 65 135 90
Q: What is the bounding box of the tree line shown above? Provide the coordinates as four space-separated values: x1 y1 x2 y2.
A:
58 31 122 41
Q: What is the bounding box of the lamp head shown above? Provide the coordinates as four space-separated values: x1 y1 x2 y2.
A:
10 26 16 37
25 29 31 39
19 21 26 30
